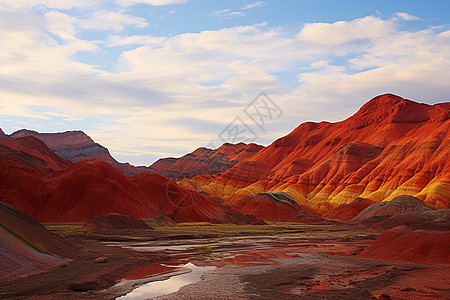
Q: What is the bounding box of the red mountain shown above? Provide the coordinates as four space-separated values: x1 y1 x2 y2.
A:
10 129 142 176
180 94 450 220
0 136 255 223
39 161 159 222
8 130 263 179
148 142 263 180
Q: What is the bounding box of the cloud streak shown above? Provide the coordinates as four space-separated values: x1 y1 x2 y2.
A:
242 1 266 10
212 8 245 18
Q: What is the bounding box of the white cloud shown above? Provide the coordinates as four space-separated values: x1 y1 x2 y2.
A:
395 12 421 21
213 8 245 18
45 11 77 40
229 11 245 17
79 10 148 32
242 1 266 10
107 35 167 47
297 16 395 46
0 0 103 11
213 9 231 17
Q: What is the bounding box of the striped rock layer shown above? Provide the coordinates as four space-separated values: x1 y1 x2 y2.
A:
180 94 450 215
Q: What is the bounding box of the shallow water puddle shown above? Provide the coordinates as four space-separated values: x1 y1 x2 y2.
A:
110 237 356 298
116 262 215 299
122 262 184 281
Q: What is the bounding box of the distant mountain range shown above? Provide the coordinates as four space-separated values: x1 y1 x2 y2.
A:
6 129 261 178
1 93 448 222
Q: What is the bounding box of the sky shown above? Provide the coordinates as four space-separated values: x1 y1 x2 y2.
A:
1 0 450 165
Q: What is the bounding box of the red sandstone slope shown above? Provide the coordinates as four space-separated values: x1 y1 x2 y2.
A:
0 136 72 175
148 142 263 180
131 172 261 224
322 198 375 221
180 94 450 217
225 192 324 223
0 202 78 280
0 137 72 217
359 226 450 264
40 161 160 222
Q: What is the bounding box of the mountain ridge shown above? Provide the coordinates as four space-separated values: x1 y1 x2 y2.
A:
179 94 449 217
1 93 448 222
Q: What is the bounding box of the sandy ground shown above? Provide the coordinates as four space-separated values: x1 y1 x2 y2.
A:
0 225 448 299
156 255 449 300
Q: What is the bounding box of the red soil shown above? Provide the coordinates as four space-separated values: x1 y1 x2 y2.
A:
359 226 450 264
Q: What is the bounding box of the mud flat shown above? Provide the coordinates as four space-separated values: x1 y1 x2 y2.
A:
0 223 448 299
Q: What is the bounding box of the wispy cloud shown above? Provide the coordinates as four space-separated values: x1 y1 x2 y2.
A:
242 1 266 10
107 35 167 47
79 10 148 32
117 0 188 7
212 8 245 18
395 12 421 21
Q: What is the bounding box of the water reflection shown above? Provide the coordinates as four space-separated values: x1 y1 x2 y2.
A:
116 262 215 299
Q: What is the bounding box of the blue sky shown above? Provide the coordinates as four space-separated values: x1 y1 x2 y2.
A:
1 0 450 165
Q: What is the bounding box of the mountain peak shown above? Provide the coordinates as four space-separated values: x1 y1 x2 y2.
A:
11 129 95 149
0 128 6 139
352 93 432 126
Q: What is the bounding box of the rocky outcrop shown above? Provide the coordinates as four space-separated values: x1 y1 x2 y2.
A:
349 195 450 231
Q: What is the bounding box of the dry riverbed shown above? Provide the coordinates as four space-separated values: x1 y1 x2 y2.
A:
0 223 448 299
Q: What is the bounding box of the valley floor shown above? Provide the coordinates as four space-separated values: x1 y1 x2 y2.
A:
1 223 448 300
